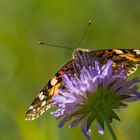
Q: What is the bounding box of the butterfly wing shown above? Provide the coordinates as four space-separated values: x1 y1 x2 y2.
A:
89 49 140 75
25 59 74 120
25 48 140 120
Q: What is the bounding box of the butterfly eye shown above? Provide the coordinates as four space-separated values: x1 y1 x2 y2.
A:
78 50 84 55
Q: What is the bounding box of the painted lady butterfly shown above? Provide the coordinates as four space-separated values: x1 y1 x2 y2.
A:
25 48 140 120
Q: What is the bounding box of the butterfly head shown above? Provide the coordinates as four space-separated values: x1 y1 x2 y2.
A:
72 48 90 63
72 48 89 58
72 48 96 66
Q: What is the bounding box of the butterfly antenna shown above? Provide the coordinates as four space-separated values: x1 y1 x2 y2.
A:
38 41 73 50
77 19 92 47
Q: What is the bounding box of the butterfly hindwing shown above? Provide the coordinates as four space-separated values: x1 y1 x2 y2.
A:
89 49 140 75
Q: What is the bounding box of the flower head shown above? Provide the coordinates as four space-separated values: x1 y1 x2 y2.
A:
51 60 140 140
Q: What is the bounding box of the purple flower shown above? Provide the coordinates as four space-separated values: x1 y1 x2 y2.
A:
51 60 140 140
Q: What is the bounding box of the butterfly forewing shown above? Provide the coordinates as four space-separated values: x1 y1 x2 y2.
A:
25 60 74 120
25 91 50 120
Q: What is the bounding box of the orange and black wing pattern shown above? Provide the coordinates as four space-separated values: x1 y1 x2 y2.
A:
25 60 74 120
89 49 140 75
25 48 140 120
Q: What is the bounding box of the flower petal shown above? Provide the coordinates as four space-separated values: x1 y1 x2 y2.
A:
81 120 91 140
97 122 104 135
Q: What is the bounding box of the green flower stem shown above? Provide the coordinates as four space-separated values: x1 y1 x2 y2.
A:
100 108 117 140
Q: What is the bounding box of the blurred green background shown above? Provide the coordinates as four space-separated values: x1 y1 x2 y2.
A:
0 0 140 140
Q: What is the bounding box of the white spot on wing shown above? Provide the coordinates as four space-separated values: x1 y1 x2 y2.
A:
114 49 123 54
134 50 140 55
45 105 51 110
29 105 33 109
51 78 58 86
40 110 45 115
41 101 46 106
37 107 40 110
39 92 45 100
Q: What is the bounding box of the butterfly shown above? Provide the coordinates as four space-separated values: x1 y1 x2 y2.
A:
25 48 140 120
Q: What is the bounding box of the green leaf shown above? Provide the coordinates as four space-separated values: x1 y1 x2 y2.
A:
113 102 128 108
114 95 131 102
111 110 120 121
87 112 97 130
96 112 104 130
